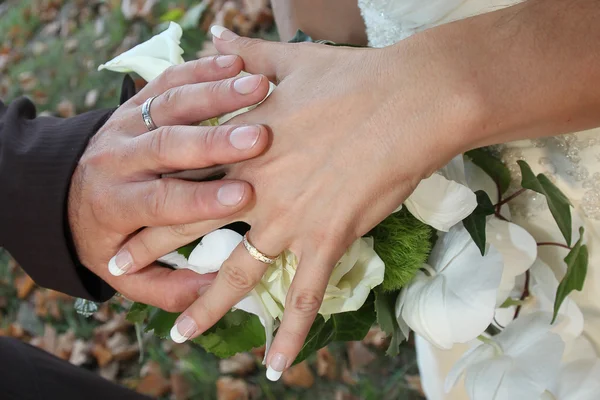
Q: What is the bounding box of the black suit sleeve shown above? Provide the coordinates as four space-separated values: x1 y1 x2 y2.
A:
0 97 117 301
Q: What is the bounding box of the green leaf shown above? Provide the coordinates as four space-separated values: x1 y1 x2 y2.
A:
177 238 201 259
145 308 179 339
465 148 512 195
288 29 314 43
179 2 208 30
374 289 404 356
193 311 266 358
499 297 525 308
462 190 495 256
552 227 588 323
126 302 151 324
518 160 573 245
294 295 376 364
160 8 185 23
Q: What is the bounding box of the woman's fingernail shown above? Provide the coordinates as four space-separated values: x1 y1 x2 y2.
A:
230 126 260 150
266 353 288 381
233 75 262 95
215 55 237 68
217 182 245 206
108 250 133 276
170 316 197 344
210 25 238 41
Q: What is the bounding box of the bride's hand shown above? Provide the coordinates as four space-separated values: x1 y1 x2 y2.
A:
124 27 482 376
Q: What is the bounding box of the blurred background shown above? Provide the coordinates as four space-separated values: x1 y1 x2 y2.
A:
0 1 422 398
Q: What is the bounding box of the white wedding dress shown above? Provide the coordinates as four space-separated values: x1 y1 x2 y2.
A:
357 0 600 398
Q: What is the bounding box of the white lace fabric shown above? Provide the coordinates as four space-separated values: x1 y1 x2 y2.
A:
357 0 600 398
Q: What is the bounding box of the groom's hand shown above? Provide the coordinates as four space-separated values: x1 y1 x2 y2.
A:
68 56 270 311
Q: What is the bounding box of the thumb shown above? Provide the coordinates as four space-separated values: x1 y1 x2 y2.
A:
210 25 292 81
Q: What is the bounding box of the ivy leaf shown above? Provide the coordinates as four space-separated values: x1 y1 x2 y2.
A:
176 238 201 259
518 160 572 245
374 289 404 356
465 148 512 195
126 302 151 324
288 29 314 43
145 308 179 339
552 227 588 323
294 295 376 364
193 311 266 358
462 190 495 255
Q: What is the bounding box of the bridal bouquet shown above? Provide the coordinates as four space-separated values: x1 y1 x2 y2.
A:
95 23 595 398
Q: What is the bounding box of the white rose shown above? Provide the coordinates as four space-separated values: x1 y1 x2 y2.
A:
262 237 385 318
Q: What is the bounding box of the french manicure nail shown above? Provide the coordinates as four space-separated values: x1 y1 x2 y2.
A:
217 182 245 206
170 316 197 344
210 25 239 41
233 75 262 95
266 353 288 381
215 55 237 68
229 126 260 150
108 250 133 276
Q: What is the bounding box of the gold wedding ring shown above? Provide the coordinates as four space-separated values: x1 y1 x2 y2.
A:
242 233 279 264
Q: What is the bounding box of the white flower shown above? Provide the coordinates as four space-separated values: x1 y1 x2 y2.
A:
546 336 600 400
486 217 537 305
405 156 477 232
446 312 565 400
396 224 503 349
98 22 184 82
494 260 584 341
262 237 385 318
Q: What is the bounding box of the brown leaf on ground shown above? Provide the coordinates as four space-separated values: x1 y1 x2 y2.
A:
15 274 35 299
57 99 76 118
100 361 120 382
55 330 76 360
171 372 191 400
282 361 315 388
346 341 376 373
94 313 130 341
316 347 337 380
362 327 389 349
92 343 114 367
405 375 425 396
335 390 361 400
137 361 171 397
216 376 249 400
8 323 24 339
219 352 256 376
341 365 358 386
69 339 91 366
17 71 37 91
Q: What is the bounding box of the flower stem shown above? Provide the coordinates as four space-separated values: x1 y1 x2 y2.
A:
537 242 572 250
420 264 437 277
514 270 530 319
494 188 526 208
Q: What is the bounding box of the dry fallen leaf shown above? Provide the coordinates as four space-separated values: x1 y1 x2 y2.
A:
405 375 425 396
362 327 389 349
15 274 35 299
219 352 256 376
316 347 337 380
137 361 171 397
346 341 376 373
282 361 315 388
92 343 114 367
57 99 76 118
216 376 250 400
70 339 91 366
171 372 192 400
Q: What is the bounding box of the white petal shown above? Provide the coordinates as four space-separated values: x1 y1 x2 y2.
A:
233 285 276 363
157 251 191 269
445 343 496 393
464 160 499 205
554 358 600 400
395 286 411 340
98 22 184 82
405 174 477 232
187 229 243 274
440 155 468 185
486 218 537 305
464 356 511 399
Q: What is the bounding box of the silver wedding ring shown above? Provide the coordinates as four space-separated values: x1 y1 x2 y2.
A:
242 233 279 265
141 96 158 131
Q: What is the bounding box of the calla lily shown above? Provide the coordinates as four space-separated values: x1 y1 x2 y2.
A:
495 260 584 341
263 237 385 318
396 224 503 349
98 22 184 82
446 312 565 400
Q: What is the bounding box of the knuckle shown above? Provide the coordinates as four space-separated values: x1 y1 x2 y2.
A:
146 180 169 219
149 126 174 165
160 293 186 313
159 64 179 88
221 265 255 292
288 289 322 315
160 87 183 116
168 223 194 238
